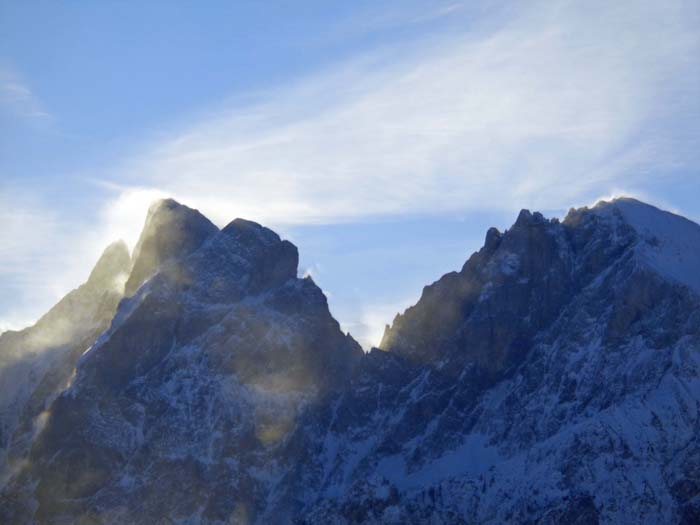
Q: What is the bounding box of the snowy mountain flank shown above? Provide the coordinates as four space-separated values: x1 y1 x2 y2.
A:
1 197 699 524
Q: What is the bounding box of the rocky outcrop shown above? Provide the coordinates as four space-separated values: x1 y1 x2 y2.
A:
1 201 362 524
305 199 700 524
1 197 699 524
124 198 218 296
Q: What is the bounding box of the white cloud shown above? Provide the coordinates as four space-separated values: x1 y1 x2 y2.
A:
0 184 170 332
0 190 69 329
2 0 698 336
103 0 698 228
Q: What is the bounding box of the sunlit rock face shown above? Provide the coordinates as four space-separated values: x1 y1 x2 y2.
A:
1 200 362 524
124 198 219 296
1 198 699 524
0 240 130 478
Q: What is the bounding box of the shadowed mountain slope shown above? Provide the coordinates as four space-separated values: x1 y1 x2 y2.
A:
1 197 699 524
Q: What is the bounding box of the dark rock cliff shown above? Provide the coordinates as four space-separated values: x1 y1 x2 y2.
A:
1 197 698 524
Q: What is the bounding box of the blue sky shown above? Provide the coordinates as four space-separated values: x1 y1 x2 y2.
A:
1 1 699 347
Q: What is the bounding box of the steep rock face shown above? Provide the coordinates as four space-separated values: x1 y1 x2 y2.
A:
1 202 362 524
124 198 218 296
379 206 635 373
1 197 699 525
301 199 700 524
0 241 130 480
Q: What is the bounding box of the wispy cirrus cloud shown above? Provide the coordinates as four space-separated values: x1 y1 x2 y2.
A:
0 189 66 329
92 0 695 349
101 0 698 230
2 0 698 339
0 68 50 120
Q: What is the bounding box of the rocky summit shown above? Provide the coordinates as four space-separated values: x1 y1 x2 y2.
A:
1 197 699 524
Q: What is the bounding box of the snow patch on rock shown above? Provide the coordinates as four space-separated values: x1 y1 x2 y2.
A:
594 197 700 293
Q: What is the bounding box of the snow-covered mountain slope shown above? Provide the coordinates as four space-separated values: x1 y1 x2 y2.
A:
591 198 700 293
303 198 700 524
0 197 698 524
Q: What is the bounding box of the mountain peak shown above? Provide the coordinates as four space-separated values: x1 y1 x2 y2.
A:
86 240 130 291
590 197 700 293
124 198 218 296
514 208 547 227
2 197 699 524
222 218 299 289
592 195 683 222
141 198 212 230
222 217 284 247
382 197 700 368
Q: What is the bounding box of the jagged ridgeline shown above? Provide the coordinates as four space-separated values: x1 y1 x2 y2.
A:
1 198 699 524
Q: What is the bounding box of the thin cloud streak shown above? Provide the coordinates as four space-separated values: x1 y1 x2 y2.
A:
0 190 67 329
106 0 699 228
2 0 698 336
0 68 50 120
